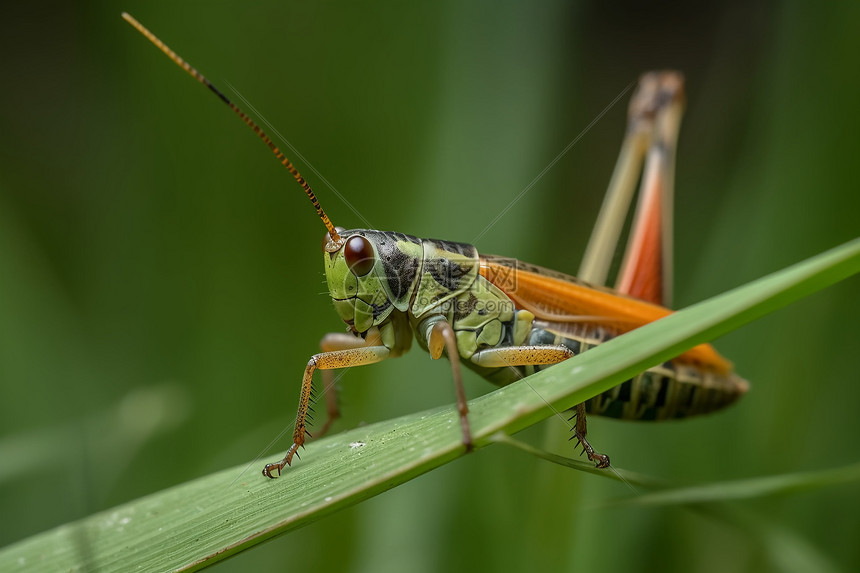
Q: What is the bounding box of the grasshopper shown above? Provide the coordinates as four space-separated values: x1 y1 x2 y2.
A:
123 14 748 479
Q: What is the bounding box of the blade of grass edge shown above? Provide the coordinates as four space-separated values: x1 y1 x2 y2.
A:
603 461 860 507
0 237 858 572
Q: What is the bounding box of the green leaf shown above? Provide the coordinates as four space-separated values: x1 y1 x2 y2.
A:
604 461 860 507
1 238 858 571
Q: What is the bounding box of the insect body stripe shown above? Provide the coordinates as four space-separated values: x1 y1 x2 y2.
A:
525 323 747 420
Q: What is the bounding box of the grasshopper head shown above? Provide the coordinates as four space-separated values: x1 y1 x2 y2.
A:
323 229 398 335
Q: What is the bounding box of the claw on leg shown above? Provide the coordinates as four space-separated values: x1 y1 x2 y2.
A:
570 403 611 469
570 428 611 468
263 443 300 479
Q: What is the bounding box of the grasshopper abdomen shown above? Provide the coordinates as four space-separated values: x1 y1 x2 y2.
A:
523 322 748 421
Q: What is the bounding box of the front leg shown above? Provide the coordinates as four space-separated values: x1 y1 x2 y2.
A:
263 344 390 478
316 330 385 439
427 320 472 452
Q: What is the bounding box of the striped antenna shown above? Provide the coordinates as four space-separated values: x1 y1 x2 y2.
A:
121 12 342 247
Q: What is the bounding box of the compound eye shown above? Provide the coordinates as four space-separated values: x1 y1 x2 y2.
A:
344 235 375 276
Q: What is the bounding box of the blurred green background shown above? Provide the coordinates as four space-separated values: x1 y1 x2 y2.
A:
2 1 859 571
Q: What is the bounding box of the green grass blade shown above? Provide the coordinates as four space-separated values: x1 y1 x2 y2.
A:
605 462 860 507
1 238 858 571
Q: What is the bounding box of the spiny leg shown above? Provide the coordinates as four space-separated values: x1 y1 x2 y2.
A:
263 344 390 478
428 320 472 452
429 326 575 455
470 344 610 468
569 403 610 469
315 330 385 438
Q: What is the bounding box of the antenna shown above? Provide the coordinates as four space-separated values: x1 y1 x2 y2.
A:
121 12 343 248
